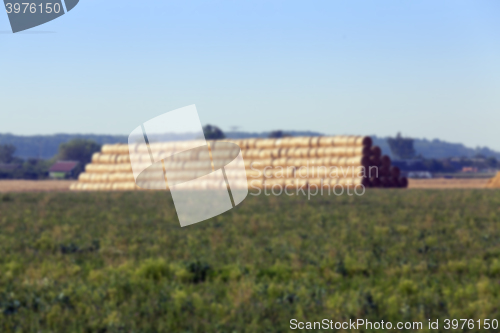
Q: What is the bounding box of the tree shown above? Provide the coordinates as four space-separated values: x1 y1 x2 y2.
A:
58 139 101 176
203 125 226 140
0 144 16 163
19 158 51 180
268 130 290 138
387 133 416 160
486 157 498 169
423 158 443 172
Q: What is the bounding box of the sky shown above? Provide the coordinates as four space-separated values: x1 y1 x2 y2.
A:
1 0 500 149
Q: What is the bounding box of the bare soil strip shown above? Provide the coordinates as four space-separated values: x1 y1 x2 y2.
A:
0 180 75 193
0 178 491 193
408 178 489 189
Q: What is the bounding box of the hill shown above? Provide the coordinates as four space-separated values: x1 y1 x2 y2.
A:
1 132 499 160
0 133 128 160
371 136 500 160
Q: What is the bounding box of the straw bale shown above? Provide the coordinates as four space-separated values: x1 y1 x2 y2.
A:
381 155 391 168
390 166 401 178
486 172 500 188
370 146 382 158
101 144 117 154
246 168 263 179
116 144 130 154
398 177 409 188
370 177 381 188
369 155 381 167
310 137 320 147
270 148 283 158
99 154 118 164
248 178 264 189
284 178 308 188
245 138 259 149
78 173 92 182
307 178 331 187
117 155 131 164
255 139 276 149
378 165 390 177
91 153 101 163
246 159 272 169
115 164 133 173
263 178 285 188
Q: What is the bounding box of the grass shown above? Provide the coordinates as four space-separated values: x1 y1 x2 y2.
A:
1 189 500 332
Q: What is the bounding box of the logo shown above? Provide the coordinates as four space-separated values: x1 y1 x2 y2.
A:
4 0 79 33
128 105 248 227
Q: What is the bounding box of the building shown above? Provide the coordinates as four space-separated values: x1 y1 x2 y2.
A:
0 163 22 172
462 166 478 173
48 161 79 179
407 171 433 179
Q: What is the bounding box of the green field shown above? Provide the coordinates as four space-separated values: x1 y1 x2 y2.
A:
1 190 500 332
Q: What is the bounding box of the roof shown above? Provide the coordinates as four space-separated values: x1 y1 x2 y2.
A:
0 163 21 171
49 161 79 173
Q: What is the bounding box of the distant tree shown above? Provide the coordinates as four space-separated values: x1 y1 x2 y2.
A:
58 139 101 176
268 130 290 138
0 144 16 163
423 158 444 172
440 159 458 173
0 156 51 180
486 157 498 169
19 158 51 180
474 153 486 159
203 125 226 140
387 133 416 160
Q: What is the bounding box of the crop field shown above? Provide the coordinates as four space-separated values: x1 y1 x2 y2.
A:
1 189 500 332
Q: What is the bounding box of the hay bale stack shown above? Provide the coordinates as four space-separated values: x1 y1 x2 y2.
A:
71 135 407 191
486 172 500 188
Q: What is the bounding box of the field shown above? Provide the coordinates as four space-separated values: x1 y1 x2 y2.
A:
1 189 500 332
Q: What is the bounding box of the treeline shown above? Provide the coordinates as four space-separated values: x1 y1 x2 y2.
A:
3 131 500 161
0 139 102 180
386 133 498 173
1 129 498 180
0 125 226 180
0 133 127 160
393 157 498 174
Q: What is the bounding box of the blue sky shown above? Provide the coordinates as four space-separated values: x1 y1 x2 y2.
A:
1 0 500 149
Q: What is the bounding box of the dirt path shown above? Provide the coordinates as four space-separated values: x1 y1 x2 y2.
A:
408 178 489 189
0 180 75 193
0 178 492 193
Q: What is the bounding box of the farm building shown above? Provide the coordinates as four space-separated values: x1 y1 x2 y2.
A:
49 161 79 179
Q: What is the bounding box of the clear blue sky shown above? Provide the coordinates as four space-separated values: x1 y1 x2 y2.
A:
1 1 499 149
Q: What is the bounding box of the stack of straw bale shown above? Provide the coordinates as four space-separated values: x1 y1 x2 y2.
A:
70 136 408 191
486 172 500 188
